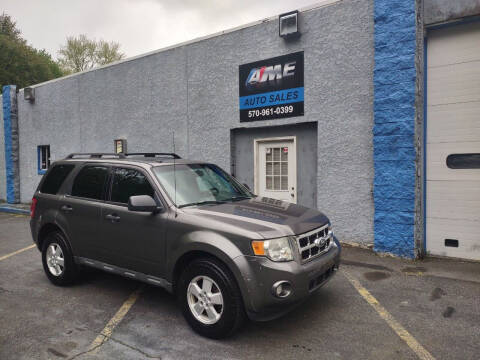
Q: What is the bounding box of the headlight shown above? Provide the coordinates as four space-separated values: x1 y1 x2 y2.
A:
251 237 294 262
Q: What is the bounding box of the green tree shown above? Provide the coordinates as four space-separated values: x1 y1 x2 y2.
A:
58 35 125 74
95 40 124 66
0 13 63 90
0 12 23 43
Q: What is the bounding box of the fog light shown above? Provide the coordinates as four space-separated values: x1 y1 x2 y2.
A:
276 284 284 297
272 281 292 298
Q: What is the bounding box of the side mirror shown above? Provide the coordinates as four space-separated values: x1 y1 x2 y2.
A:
128 195 160 213
243 183 251 191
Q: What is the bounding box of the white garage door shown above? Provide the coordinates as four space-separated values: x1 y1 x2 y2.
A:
426 22 480 260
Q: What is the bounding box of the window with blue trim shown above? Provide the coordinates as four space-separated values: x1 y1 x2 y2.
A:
38 145 51 174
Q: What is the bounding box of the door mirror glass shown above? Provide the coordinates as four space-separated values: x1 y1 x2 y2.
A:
128 195 159 212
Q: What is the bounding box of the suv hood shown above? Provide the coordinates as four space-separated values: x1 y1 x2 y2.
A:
182 197 329 239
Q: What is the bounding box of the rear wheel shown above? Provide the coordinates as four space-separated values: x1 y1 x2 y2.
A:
178 258 245 339
42 231 79 286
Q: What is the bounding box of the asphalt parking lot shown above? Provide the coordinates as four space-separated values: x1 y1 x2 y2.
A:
1 212 479 360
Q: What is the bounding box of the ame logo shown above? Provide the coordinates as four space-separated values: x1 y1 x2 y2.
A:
245 61 296 87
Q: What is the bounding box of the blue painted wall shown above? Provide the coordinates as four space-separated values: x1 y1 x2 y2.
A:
2 85 15 203
373 0 417 258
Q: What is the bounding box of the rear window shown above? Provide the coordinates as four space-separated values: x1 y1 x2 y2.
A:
71 166 109 200
40 164 75 195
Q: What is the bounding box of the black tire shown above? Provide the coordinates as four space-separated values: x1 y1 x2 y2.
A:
177 258 245 339
41 231 79 286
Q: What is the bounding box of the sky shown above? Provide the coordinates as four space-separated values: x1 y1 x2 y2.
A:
1 0 325 60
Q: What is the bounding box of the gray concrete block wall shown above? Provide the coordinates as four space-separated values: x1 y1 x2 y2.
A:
18 77 82 203
309 0 374 244
16 0 374 244
424 0 480 25
183 0 375 243
0 95 5 201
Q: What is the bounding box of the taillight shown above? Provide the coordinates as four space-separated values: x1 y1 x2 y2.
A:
30 197 38 218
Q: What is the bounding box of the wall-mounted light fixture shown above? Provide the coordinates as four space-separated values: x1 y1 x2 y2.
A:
24 87 35 102
114 139 127 154
279 10 300 39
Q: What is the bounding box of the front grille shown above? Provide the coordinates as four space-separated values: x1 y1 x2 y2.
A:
296 225 332 263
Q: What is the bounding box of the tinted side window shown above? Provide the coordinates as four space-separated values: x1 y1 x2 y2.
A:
71 166 109 200
40 164 75 195
111 168 155 204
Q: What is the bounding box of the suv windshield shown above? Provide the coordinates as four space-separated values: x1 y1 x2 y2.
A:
153 164 252 207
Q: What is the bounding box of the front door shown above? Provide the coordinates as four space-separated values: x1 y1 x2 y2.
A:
101 166 168 277
255 137 297 203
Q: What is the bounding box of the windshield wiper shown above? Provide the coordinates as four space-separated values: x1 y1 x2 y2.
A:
179 200 226 208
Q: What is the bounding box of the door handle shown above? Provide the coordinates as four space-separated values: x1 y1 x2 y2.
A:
105 214 120 223
60 205 73 213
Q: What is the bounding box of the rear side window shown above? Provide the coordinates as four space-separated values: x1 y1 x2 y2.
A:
110 167 155 204
71 166 109 200
40 164 75 195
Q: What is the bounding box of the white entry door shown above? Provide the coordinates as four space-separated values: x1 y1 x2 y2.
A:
255 137 297 203
426 22 480 260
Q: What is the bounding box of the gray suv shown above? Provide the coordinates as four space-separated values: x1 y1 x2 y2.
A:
30 153 341 338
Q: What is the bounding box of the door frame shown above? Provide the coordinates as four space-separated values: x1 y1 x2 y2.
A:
253 136 297 199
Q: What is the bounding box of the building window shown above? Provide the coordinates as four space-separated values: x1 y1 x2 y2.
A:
37 145 51 174
265 147 288 190
446 154 480 169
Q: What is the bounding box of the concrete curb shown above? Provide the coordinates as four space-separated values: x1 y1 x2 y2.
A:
0 206 30 215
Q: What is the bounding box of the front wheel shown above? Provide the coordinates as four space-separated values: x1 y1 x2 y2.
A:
178 258 245 339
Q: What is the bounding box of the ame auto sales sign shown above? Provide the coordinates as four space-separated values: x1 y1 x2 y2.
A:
239 51 304 122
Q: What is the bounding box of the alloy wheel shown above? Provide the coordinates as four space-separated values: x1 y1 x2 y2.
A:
187 275 224 325
46 243 65 276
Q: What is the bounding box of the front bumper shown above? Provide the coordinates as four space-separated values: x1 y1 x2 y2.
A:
234 237 341 321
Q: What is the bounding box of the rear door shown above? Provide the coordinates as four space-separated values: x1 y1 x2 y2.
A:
100 166 169 277
58 164 110 260
32 163 77 239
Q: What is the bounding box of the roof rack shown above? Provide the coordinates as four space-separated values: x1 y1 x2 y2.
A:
66 153 126 159
125 153 181 159
65 152 181 160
